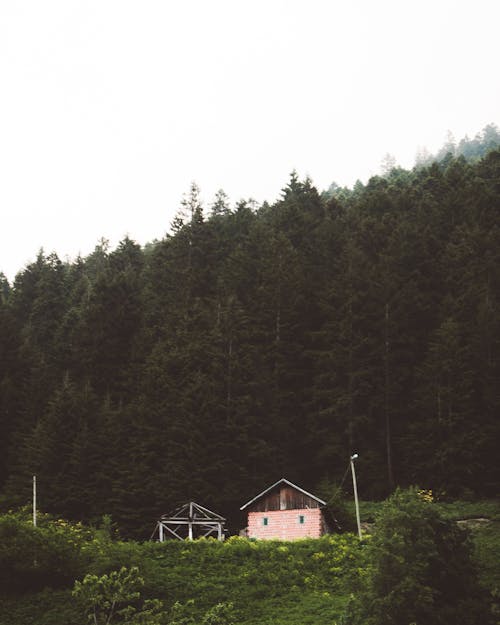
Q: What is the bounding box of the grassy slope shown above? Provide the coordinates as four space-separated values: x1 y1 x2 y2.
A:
0 534 363 625
0 500 498 625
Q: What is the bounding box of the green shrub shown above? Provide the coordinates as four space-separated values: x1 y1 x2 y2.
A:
0 509 91 592
347 487 493 625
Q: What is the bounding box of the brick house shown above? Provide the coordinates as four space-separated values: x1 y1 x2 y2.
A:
240 478 334 540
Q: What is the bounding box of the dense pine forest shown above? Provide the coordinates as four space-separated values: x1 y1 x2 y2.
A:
0 126 499 537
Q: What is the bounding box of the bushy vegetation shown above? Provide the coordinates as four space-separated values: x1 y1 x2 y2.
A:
0 509 367 625
347 489 494 625
0 508 94 593
1 496 499 625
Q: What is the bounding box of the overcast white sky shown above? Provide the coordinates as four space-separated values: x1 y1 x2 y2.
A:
1 0 499 281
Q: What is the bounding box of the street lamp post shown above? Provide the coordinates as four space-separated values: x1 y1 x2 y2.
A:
350 454 362 539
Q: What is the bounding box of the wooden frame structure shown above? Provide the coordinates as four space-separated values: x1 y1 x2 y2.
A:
153 502 226 541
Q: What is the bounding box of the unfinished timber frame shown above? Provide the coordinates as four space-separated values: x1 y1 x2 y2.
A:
154 502 226 541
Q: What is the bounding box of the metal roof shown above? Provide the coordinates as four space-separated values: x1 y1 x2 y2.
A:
240 478 326 510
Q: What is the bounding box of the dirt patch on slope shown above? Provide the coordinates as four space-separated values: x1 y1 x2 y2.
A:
456 518 492 530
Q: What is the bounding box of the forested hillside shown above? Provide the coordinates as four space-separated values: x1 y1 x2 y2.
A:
1 132 499 536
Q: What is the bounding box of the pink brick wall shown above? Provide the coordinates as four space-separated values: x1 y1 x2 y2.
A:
247 508 324 540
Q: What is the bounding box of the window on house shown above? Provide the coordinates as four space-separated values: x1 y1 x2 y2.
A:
299 515 305 524
262 517 268 526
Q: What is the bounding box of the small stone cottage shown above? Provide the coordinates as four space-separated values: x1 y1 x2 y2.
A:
240 478 334 540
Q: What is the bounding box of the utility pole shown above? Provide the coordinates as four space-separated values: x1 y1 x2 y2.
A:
350 454 362 539
33 475 37 528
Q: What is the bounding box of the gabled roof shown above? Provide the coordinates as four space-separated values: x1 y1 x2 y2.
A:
240 478 326 511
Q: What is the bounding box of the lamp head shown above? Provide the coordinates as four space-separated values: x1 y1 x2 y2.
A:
350 453 359 461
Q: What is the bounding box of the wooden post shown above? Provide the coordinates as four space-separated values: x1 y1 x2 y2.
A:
188 502 193 540
33 475 38 568
159 522 164 542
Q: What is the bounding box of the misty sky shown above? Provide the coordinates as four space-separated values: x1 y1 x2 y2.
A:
1 0 499 281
